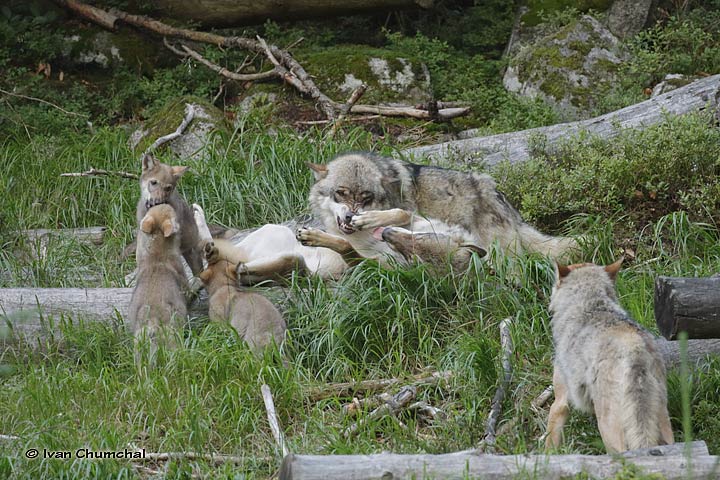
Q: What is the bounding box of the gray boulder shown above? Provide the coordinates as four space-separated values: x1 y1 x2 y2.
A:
504 15 629 119
606 0 655 39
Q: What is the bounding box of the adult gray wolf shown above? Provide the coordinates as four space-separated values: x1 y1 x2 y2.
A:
303 152 579 263
545 259 674 453
136 153 203 275
129 204 189 367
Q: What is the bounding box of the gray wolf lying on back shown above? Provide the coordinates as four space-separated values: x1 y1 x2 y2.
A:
129 204 189 367
546 259 673 453
304 152 579 262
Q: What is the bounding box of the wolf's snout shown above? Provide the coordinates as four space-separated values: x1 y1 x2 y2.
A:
344 212 354 224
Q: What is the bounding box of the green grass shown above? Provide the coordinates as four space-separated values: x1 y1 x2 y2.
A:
1 114 720 478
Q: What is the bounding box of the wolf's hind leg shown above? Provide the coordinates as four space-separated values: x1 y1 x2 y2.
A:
236 253 308 285
595 400 626 453
545 370 570 450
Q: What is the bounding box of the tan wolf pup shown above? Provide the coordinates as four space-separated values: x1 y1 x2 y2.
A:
198 240 287 353
129 204 189 366
546 258 674 453
137 153 203 275
303 152 579 264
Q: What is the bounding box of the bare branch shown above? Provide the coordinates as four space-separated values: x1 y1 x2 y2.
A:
0 88 88 118
327 82 368 138
143 103 195 156
480 317 514 451
307 370 451 402
261 384 290 458
60 168 138 180
343 385 417 438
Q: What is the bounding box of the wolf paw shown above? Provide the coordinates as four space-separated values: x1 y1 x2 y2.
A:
204 241 219 263
350 210 388 230
296 227 324 247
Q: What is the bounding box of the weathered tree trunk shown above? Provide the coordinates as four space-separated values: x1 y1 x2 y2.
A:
150 0 434 27
656 337 720 368
280 443 716 480
655 276 720 340
401 74 720 167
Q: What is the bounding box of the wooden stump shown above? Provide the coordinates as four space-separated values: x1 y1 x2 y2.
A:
655 276 720 340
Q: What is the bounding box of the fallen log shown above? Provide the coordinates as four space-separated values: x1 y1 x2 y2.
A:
280 445 718 480
16 227 107 246
655 276 720 340
401 74 720 167
150 0 434 28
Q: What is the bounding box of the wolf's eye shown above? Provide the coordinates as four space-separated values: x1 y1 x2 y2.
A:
150 180 158 186
335 189 348 198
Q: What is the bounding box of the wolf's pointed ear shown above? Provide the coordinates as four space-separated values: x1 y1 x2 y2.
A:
604 257 623 280
306 162 328 181
198 268 212 284
171 165 189 179
556 262 571 279
141 154 156 172
140 214 155 234
461 244 487 258
161 219 178 238
226 263 238 280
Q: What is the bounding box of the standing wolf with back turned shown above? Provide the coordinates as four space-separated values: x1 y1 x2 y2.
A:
546 259 674 453
301 152 579 262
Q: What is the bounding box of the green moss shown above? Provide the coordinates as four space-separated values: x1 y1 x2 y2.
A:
134 95 229 153
297 45 429 104
522 0 613 27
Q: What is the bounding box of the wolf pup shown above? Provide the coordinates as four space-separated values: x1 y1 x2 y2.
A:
129 204 189 366
137 153 203 275
305 152 579 262
545 259 674 453
198 241 287 353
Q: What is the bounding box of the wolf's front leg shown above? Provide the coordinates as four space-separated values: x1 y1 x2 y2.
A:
236 254 308 285
350 208 411 230
297 227 363 265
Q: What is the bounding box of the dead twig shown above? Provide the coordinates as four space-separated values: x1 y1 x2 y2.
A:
346 104 470 120
327 83 368 138
0 87 88 118
60 168 138 180
144 103 196 156
307 370 451 402
164 39 276 82
494 384 553 440
261 384 289 458
480 317 514 451
296 115 380 126
343 385 417 438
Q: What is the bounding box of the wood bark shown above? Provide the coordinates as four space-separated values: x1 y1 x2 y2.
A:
149 0 434 28
401 74 720 167
280 446 718 480
655 276 720 340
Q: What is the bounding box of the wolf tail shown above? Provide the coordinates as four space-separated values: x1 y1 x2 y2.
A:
620 349 671 450
517 223 580 261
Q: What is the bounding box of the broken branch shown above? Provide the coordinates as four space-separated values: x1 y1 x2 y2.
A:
261 384 289 458
60 168 138 180
327 83 368 138
144 103 195 155
343 385 416 438
307 370 451 402
164 39 276 82
480 317 513 450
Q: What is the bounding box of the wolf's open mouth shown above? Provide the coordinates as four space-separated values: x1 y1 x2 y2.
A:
145 199 167 210
336 216 355 234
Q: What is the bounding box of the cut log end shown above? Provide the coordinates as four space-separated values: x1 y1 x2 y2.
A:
655 276 720 340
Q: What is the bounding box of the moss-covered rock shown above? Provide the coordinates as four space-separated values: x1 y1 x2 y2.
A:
297 46 431 104
60 29 163 72
130 96 229 161
503 15 628 119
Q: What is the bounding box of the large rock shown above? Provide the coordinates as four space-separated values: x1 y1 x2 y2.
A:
129 96 229 161
299 47 431 105
606 0 655 39
503 15 628 119
59 29 163 72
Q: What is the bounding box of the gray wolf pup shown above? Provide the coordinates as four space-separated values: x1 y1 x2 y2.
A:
198 240 287 353
546 259 674 453
137 153 203 275
305 152 579 262
129 204 189 366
